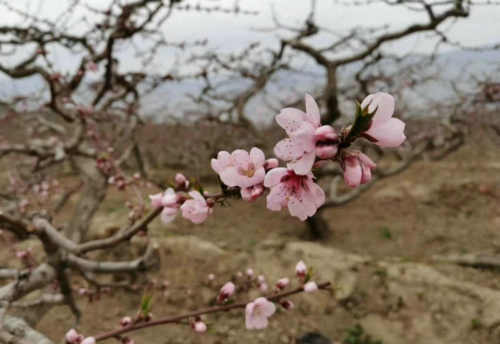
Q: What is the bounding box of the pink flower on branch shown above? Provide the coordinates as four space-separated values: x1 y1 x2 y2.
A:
361 92 406 147
245 297 276 330
180 191 212 224
304 281 318 293
296 260 307 278
65 329 83 343
149 188 181 224
264 168 325 221
274 94 338 175
211 147 266 188
193 321 207 333
343 152 376 188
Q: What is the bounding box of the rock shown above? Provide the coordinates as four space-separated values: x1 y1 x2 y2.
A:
156 235 226 258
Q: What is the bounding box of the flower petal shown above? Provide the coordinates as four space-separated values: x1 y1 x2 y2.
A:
275 108 307 135
287 150 315 175
304 93 320 127
274 138 305 161
249 147 265 167
362 92 395 126
366 117 406 147
264 168 288 187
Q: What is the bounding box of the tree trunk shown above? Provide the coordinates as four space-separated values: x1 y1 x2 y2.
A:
306 212 330 240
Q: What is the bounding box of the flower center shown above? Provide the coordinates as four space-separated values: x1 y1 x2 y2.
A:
238 163 256 177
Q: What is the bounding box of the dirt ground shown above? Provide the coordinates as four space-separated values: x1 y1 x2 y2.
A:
3 127 500 343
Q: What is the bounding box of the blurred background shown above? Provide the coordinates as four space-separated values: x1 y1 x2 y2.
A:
0 1 499 343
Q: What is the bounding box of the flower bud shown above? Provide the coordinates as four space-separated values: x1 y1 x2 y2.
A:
120 316 132 327
259 282 268 292
65 329 82 344
316 145 338 159
276 278 290 290
218 282 235 302
296 260 307 278
193 321 207 333
314 125 338 141
81 338 96 344
175 173 189 188
280 299 294 310
246 268 254 277
304 281 318 293
257 275 265 284
264 158 279 170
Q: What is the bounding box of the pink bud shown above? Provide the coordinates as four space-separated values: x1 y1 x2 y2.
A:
207 273 215 281
304 281 318 292
175 173 189 188
246 268 254 277
65 329 82 344
296 261 307 278
315 125 338 141
259 282 268 292
315 145 338 159
276 278 290 290
218 282 235 302
193 321 207 333
120 316 132 327
149 193 163 208
264 158 279 170
257 275 265 284
280 299 294 310
81 338 96 344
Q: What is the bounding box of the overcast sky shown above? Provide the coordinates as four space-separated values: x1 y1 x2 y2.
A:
2 0 499 55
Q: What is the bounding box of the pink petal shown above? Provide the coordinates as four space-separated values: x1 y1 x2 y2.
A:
219 166 241 187
361 164 372 184
288 191 317 221
274 138 305 161
264 168 288 187
306 180 326 207
211 151 231 173
362 92 395 126
289 122 316 152
304 93 320 127
249 147 265 167
275 108 307 135
287 150 315 175
358 152 376 169
161 207 177 223
266 183 289 211
366 117 406 147
231 149 250 168
188 190 205 202
344 158 362 188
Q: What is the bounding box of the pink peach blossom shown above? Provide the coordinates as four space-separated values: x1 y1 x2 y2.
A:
304 281 318 292
274 95 338 175
276 277 290 290
193 321 207 333
343 152 376 188
245 297 276 330
175 173 189 188
264 168 325 221
218 281 236 302
180 191 212 224
65 329 83 343
120 316 132 327
361 92 406 147
296 260 307 278
211 147 266 188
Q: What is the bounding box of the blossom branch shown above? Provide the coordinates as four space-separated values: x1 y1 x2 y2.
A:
93 282 332 342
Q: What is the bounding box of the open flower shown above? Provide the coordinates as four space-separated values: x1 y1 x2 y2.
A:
343 152 376 188
274 94 338 175
245 297 276 330
150 188 181 223
180 191 212 224
361 92 406 147
211 148 266 188
264 168 325 220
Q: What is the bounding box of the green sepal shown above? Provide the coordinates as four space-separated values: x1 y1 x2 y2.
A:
342 101 376 146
